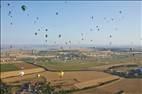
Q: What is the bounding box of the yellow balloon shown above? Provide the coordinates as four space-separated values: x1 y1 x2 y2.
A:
59 71 64 78
61 71 64 77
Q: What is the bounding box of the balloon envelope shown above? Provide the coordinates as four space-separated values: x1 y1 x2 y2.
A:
21 5 26 11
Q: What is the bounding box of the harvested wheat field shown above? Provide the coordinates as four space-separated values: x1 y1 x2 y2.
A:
13 62 38 69
2 71 119 90
0 62 45 79
74 78 142 94
0 61 39 72
1 68 45 79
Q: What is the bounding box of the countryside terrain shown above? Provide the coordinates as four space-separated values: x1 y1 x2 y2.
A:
1 48 142 94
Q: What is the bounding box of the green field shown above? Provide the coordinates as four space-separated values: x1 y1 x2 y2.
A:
0 64 19 72
21 53 142 71
37 61 99 71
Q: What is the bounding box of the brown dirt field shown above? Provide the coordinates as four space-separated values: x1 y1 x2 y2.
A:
2 71 103 83
39 71 118 83
74 76 119 89
2 71 119 89
99 79 142 94
74 78 142 94
0 61 38 69
1 68 45 79
0 61 43 79
13 63 38 69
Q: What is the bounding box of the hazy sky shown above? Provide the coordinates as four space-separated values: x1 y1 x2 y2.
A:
1 1 142 46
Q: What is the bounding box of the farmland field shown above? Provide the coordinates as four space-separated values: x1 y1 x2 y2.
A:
1 53 142 94
2 71 119 88
0 62 45 79
21 53 142 71
0 64 19 72
1 1 142 94
0 62 39 72
74 79 142 94
36 61 99 71
14 62 38 69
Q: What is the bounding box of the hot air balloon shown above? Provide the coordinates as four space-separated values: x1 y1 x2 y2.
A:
129 48 133 52
7 3 10 6
38 29 40 31
104 17 106 20
35 32 37 35
81 33 83 36
37 74 41 78
45 29 48 31
20 71 24 76
97 28 100 31
119 10 122 14
58 34 61 38
10 45 12 48
45 34 48 38
69 40 71 44
10 22 13 25
81 38 84 40
58 71 64 78
36 17 39 20
56 12 59 15
91 16 94 20
111 18 114 21
21 5 27 11
8 11 11 16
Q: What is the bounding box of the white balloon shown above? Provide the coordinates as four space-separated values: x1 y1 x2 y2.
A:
37 74 40 78
20 71 24 76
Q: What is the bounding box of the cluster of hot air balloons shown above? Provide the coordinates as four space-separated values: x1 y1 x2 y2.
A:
6 2 127 50
7 3 13 25
4 2 139 82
